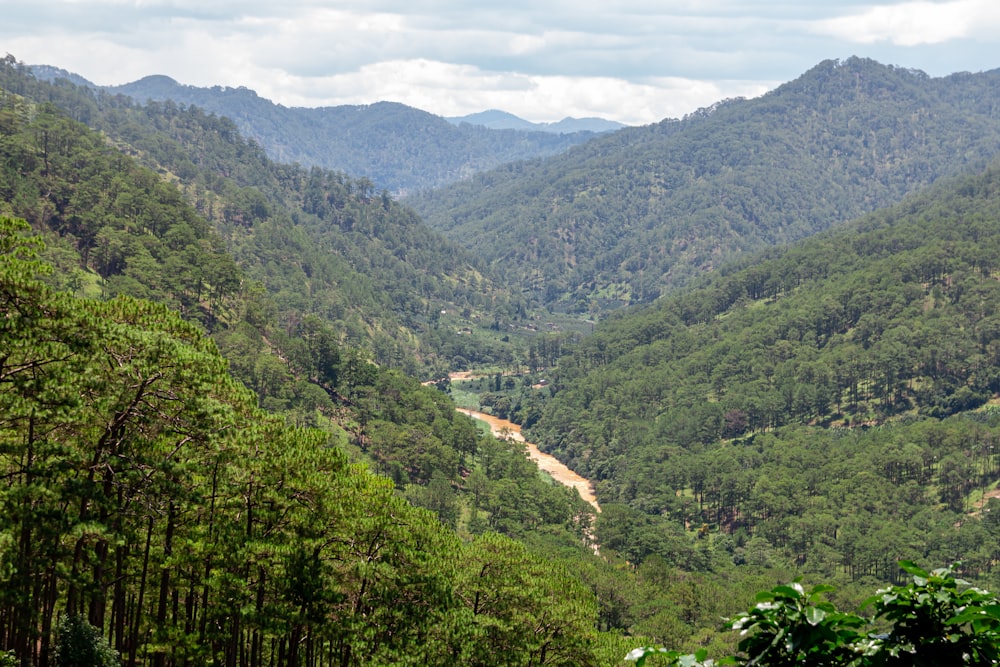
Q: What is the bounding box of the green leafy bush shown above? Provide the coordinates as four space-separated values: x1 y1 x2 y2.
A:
627 562 1000 666
53 615 120 667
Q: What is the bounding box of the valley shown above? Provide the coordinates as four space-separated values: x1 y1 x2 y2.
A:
4 52 1000 665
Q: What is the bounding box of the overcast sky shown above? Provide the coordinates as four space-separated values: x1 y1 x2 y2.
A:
3 1 1000 125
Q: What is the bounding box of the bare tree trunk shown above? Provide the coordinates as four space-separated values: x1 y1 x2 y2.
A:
153 502 176 667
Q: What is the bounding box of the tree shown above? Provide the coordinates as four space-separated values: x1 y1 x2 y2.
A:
53 616 119 667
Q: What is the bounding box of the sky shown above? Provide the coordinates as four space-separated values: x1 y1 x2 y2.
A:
3 1 1000 126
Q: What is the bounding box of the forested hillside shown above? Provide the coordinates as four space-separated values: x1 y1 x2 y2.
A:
1 56 524 376
527 162 1000 589
0 216 640 666
12 50 1000 664
0 58 585 527
411 57 1000 313
48 71 602 194
0 59 668 665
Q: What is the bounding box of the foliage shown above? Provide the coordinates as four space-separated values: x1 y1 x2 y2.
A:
53 616 120 667
861 561 1000 665
0 217 609 665
527 162 1000 582
0 54 523 376
412 58 1000 312
0 88 240 326
15 51 1000 665
97 74 600 194
627 562 1000 666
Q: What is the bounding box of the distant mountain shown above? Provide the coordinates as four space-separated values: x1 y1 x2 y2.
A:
97 74 604 193
446 110 539 131
409 58 1000 313
28 64 97 90
446 109 626 134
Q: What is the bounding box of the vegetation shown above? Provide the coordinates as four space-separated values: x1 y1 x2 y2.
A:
629 562 1000 666
0 216 620 665
90 71 600 194
527 162 1000 592
1 55 526 376
9 50 1000 664
412 58 1000 312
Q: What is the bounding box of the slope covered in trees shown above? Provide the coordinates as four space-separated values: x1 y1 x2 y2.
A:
0 216 636 666
0 98 241 323
0 57 592 537
13 51 1000 661
1 56 523 376
411 58 1000 313
526 162 1000 590
74 71 601 194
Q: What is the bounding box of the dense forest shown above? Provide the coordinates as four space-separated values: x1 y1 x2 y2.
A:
1 55 527 378
8 50 1000 665
527 163 1000 591
33 68 603 194
0 216 637 665
411 58 1000 313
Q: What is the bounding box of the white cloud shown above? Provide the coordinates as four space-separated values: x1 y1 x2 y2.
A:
253 58 775 125
810 0 1000 46
3 1 999 123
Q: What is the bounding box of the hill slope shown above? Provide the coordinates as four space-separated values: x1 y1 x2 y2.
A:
527 161 1000 580
3 57 523 375
410 58 1000 313
0 215 618 665
94 74 603 193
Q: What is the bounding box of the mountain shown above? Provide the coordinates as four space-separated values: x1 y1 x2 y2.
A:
95 74 604 193
0 58 674 664
14 52 1000 656
25 64 96 90
447 109 539 131
6 57 523 377
447 109 627 134
1 210 618 665
527 160 1000 580
410 58 1000 313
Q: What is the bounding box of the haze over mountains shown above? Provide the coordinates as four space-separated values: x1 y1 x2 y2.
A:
30 65 618 194
445 109 626 134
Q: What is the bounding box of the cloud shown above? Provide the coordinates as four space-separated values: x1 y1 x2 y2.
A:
257 58 775 125
3 1 999 123
810 0 1000 46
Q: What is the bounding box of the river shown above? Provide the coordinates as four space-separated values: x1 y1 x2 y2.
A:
456 408 601 513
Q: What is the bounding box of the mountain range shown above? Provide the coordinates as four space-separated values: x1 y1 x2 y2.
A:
409 57 1000 313
446 109 626 134
10 52 1000 660
29 65 615 194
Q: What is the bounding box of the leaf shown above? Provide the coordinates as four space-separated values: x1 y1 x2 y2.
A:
804 606 827 626
898 560 929 579
948 604 1000 626
772 584 804 600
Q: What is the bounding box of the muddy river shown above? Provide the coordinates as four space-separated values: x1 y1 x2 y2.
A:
456 408 600 513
